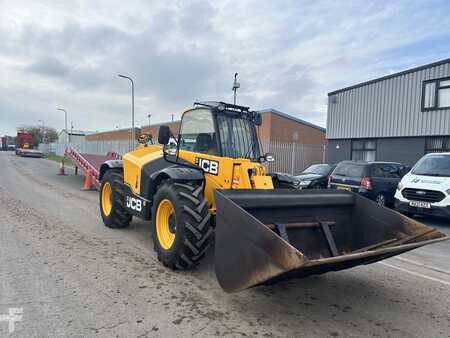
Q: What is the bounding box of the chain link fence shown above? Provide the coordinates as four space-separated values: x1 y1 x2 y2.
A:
39 140 327 174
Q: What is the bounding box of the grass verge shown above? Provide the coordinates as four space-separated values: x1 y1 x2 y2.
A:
45 154 75 167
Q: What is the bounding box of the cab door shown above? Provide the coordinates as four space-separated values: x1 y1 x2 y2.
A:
176 108 234 207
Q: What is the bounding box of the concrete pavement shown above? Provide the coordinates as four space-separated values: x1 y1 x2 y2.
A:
0 151 449 337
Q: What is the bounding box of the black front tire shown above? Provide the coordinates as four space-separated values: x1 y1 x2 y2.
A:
99 170 132 228
151 181 213 270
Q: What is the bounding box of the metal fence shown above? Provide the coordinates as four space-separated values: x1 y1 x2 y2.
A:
39 140 327 174
262 141 327 175
39 140 137 157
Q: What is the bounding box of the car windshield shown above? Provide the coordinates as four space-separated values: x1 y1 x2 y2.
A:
334 163 364 177
216 111 261 160
412 155 450 177
302 164 330 175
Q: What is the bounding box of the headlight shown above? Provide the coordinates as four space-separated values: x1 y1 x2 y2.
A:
298 180 311 186
397 182 403 191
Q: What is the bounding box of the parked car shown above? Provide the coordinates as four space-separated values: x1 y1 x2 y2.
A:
328 161 408 206
395 153 450 219
270 163 336 189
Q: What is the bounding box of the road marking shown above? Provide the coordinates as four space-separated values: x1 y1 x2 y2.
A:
380 262 450 286
393 256 450 275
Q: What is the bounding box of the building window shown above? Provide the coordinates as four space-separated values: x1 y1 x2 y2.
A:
422 77 450 111
351 139 376 161
426 136 450 153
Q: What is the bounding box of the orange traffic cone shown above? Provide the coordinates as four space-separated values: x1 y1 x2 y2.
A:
58 159 67 176
81 168 94 190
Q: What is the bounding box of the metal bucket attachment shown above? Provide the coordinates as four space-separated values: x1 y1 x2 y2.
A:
214 189 448 293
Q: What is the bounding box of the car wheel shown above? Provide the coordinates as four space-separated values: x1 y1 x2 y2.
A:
375 193 386 207
311 184 322 189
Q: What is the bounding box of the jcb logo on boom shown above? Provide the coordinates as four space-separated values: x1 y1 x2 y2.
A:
195 158 219 175
126 196 142 212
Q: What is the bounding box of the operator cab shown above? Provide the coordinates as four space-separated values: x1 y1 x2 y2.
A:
159 101 273 163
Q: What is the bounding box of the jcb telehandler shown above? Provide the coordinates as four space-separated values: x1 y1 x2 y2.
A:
99 101 447 292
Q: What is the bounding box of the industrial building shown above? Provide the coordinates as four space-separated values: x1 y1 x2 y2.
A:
58 129 95 143
86 109 325 147
327 58 450 165
258 109 325 145
85 127 141 141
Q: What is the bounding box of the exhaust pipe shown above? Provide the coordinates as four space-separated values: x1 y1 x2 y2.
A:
214 189 448 293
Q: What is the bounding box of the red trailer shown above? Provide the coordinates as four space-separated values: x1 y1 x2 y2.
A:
16 132 43 157
1 136 7 151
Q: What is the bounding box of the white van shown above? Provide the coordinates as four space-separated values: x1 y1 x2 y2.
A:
395 152 450 219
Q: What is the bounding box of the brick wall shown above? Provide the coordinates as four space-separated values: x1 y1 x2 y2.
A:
260 112 326 145
85 128 141 141
140 121 181 141
83 112 325 146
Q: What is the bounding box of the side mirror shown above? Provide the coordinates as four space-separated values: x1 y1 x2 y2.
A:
254 113 262 126
138 133 150 144
261 153 275 162
158 125 171 144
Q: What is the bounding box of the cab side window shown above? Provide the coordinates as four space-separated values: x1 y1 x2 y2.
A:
179 109 218 155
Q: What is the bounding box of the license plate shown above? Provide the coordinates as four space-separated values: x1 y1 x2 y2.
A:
409 201 431 209
336 185 351 191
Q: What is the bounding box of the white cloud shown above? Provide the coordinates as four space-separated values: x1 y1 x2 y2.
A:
0 0 449 136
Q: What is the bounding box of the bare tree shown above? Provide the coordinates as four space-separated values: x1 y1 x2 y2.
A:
17 125 58 146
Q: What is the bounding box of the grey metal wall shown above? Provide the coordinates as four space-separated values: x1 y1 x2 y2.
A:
327 137 426 166
327 61 450 139
376 137 425 166
327 139 351 164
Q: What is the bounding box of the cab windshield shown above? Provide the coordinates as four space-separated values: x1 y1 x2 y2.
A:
178 108 261 160
412 154 450 177
216 111 261 160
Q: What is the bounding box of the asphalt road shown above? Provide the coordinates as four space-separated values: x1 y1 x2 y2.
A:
0 151 449 337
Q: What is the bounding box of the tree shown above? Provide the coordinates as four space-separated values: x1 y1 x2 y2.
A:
17 125 59 145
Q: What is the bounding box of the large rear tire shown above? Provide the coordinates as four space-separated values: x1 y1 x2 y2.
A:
99 170 132 228
151 181 213 269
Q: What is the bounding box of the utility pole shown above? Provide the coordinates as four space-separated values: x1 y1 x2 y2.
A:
70 121 74 143
57 108 68 143
118 74 135 148
171 114 174 122
232 72 240 105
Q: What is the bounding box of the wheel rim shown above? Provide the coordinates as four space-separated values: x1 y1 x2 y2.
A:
156 199 176 250
376 194 385 206
102 182 113 216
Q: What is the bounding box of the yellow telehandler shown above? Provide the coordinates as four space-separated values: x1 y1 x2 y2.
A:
98 101 447 292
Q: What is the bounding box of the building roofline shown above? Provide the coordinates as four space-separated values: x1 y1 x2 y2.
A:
88 127 141 135
141 120 181 129
258 108 326 132
328 57 450 96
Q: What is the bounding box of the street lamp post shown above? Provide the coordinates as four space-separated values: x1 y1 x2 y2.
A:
38 119 45 143
118 74 135 147
57 108 68 143
232 72 240 105
147 113 151 127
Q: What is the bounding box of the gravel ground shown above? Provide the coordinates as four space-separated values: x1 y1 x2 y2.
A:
0 151 449 337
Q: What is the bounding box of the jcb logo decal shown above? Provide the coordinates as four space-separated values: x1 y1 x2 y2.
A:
195 158 219 175
126 196 142 212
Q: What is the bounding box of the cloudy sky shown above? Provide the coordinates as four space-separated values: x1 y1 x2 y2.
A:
1 0 449 136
